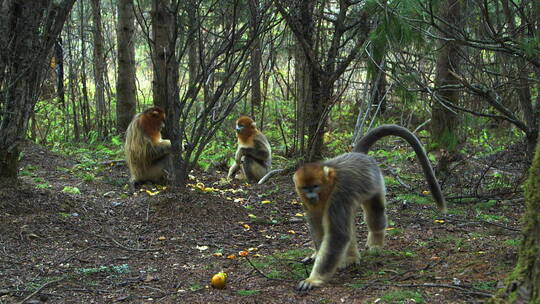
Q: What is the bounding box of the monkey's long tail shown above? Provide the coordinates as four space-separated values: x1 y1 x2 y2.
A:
354 124 447 213
257 169 286 184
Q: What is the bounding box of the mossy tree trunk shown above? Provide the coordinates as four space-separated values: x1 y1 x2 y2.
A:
501 132 540 303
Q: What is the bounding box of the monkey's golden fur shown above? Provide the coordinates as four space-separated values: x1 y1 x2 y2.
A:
125 107 171 186
228 116 271 182
293 125 446 291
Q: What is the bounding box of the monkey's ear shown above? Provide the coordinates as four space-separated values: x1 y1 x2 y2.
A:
323 166 335 181
251 122 256 127
152 110 159 116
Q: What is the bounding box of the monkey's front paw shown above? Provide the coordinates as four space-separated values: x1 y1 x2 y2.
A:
296 278 323 292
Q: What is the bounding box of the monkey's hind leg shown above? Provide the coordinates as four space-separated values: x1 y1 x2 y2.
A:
361 193 387 250
340 227 360 269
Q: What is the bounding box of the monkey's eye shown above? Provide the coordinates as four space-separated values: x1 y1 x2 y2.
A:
302 185 320 193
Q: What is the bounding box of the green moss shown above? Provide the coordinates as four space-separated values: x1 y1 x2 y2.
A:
496 136 540 303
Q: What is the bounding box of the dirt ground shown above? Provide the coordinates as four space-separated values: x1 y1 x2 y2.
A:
0 141 527 303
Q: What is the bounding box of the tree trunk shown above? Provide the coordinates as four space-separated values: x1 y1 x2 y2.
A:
79 0 91 138
431 0 462 170
151 0 170 112
151 0 183 186
90 0 108 138
499 132 540 302
0 0 76 179
116 0 137 135
186 0 199 89
248 0 262 113
292 0 315 159
66 15 80 141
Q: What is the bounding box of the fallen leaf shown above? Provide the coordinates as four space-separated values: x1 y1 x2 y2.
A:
261 200 272 204
295 213 305 217
239 251 249 257
226 254 236 260
144 274 156 282
434 219 445 223
158 236 166 241
146 190 159 196
195 245 209 251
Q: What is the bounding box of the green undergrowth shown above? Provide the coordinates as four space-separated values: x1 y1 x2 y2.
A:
245 249 312 280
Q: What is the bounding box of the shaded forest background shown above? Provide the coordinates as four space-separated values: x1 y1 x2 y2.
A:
0 0 539 303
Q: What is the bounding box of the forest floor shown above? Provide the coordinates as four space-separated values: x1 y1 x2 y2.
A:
0 139 529 304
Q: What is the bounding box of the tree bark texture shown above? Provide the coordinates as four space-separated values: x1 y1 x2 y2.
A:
116 0 137 135
151 0 183 186
501 132 540 303
431 0 462 161
0 0 76 179
90 0 108 138
249 0 262 111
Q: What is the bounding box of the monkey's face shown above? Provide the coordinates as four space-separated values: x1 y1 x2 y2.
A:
300 184 321 203
293 164 335 206
144 107 166 129
236 116 255 134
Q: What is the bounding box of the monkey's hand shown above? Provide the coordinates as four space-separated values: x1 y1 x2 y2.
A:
240 147 269 161
150 143 171 160
297 278 324 292
227 163 240 179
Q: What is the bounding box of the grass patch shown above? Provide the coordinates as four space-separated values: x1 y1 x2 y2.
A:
472 280 497 291
237 290 260 296
380 290 424 303
504 239 521 247
475 200 497 210
477 213 508 223
62 186 81 194
246 249 312 280
76 264 130 275
386 228 404 236
395 193 432 205
189 283 204 291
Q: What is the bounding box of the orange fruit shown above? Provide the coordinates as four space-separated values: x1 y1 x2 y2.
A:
211 272 227 289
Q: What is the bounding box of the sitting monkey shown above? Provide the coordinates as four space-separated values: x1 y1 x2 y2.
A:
227 116 271 183
124 107 171 188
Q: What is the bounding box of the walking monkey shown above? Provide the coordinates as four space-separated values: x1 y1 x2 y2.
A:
293 125 447 291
